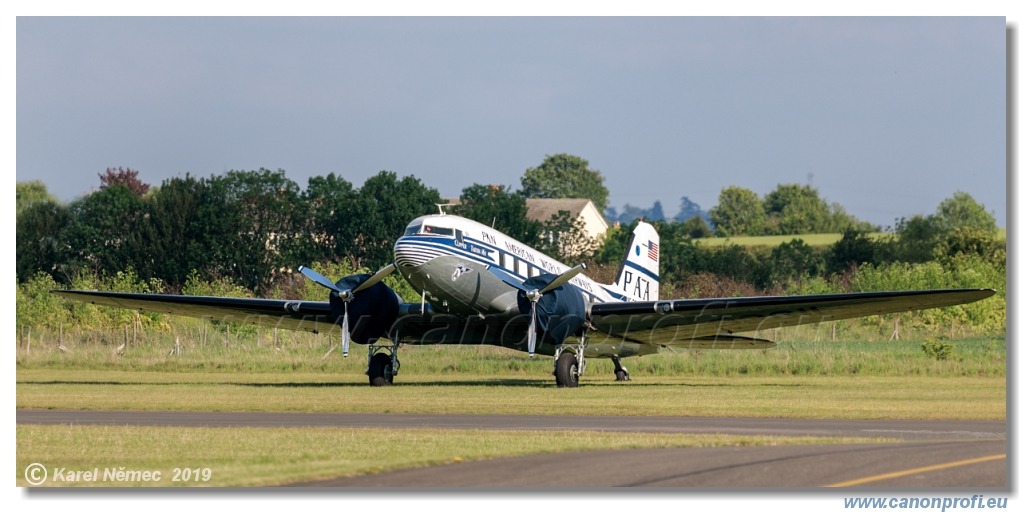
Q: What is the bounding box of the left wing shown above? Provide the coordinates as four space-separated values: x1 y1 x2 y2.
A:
588 288 996 348
52 290 339 335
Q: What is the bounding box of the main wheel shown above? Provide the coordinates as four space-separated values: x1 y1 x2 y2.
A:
614 369 630 382
554 352 579 388
368 352 394 386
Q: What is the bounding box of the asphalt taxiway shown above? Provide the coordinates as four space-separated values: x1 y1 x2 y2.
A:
18 409 1007 488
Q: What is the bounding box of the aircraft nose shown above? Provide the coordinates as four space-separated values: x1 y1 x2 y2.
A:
394 237 439 268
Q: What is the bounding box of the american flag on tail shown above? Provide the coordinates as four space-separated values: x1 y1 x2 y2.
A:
648 241 659 261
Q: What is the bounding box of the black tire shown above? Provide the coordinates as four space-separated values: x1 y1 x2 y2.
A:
614 369 630 382
368 352 394 387
555 352 579 388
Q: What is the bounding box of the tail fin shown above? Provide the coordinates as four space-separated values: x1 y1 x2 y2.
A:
611 221 660 301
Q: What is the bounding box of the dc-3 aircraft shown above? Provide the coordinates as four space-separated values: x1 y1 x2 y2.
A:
55 211 994 387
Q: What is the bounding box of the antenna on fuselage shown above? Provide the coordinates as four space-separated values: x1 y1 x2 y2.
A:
436 203 457 215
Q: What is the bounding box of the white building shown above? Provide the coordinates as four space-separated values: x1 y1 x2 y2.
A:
525 198 609 242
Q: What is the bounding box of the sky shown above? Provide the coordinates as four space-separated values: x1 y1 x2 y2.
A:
16 17 1007 228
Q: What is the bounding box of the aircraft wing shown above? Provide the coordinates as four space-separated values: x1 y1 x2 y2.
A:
588 288 996 348
52 290 340 335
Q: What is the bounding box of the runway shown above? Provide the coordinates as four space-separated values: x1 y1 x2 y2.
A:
18 409 1007 488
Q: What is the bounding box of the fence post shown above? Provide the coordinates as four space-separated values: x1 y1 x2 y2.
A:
889 317 901 341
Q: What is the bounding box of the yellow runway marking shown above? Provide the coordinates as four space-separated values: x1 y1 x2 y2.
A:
825 453 1006 488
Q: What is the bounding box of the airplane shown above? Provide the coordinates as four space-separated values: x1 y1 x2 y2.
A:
54 211 995 387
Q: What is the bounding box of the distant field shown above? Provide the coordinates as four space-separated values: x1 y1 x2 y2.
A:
693 229 1005 248
694 233 887 247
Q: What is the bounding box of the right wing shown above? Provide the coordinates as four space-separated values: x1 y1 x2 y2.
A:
588 288 996 348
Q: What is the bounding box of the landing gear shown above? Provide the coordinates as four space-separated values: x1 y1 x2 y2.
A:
554 352 579 388
553 339 586 388
612 356 631 382
366 341 400 387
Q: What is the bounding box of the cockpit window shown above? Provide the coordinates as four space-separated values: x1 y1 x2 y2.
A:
423 225 454 237
404 223 423 236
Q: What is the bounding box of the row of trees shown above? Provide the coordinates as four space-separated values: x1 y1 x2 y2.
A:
18 169 444 293
18 155 1002 299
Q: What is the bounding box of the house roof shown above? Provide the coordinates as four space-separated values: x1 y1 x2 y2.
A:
524 198 596 222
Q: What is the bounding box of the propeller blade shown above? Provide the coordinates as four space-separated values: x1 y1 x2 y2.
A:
486 265 529 292
539 263 587 294
353 263 397 294
299 265 342 293
341 301 351 357
528 303 537 357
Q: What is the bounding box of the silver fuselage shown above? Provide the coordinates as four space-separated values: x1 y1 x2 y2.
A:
392 214 658 357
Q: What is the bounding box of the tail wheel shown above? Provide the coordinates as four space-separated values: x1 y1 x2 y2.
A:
555 352 579 388
368 352 394 387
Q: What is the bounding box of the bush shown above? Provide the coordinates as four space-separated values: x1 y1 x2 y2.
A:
922 338 955 361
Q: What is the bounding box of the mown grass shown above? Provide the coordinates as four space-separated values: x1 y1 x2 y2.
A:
17 367 1005 420
16 424 892 487
16 334 1007 378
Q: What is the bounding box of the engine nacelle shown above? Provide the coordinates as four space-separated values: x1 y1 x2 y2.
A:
516 274 587 348
330 274 401 344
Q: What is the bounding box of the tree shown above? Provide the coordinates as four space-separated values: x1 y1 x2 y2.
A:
99 167 150 196
891 215 942 263
680 215 714 238
591 222 632 265
139 174 210 286
934 191 997 233
351 171 442 269
674 196 704 223
767 239 823 286
452 184 539 245
16 180 58 217
298 173 360 265
607 202 665 225
825 229 879 275
61 185 148 278
537 210 598 262
709 186 766 237
224 169 302 291
520 154 609 212
762 184 831 235
16 200 70 281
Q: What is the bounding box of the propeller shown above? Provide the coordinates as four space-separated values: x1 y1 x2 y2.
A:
489 263 586 357
299 263 396 357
